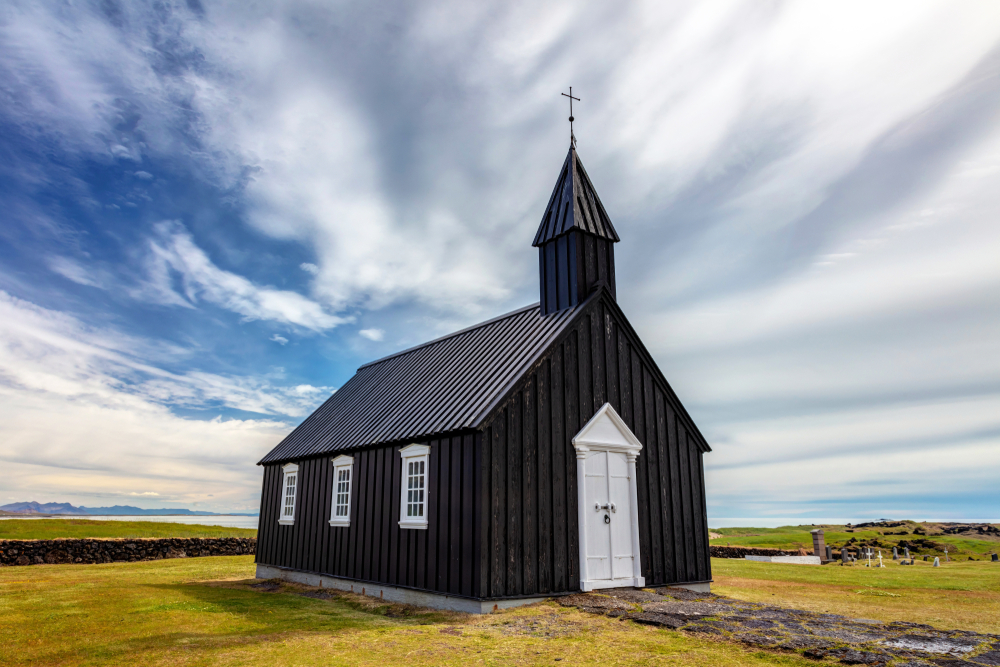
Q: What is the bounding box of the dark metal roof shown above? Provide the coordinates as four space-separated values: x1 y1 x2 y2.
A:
532 146 620 247
258 300 586 464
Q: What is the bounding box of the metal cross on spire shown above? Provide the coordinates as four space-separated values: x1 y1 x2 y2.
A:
562 87 580 148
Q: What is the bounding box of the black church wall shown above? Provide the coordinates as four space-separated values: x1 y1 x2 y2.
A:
256 433 481 598
479 293 711 598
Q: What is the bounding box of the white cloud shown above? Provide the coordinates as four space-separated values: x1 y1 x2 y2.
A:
46 256 105 288
0 290 330 510
358 328 384 342
137 221 347 331
270 334 289 345
299 263 319 275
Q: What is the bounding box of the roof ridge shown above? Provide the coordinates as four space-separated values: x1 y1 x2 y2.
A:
357 302 541 370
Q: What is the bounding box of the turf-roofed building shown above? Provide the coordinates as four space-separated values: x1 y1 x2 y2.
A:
255 144 713 612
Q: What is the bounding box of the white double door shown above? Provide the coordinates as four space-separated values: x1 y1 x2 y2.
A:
583 450 637 584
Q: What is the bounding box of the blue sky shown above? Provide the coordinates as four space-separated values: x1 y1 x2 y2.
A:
1 0 999 522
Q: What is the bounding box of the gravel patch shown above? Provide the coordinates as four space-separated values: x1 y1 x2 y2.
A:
559 587 1000 666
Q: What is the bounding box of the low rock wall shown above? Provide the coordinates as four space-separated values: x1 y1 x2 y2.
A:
0 537 256 566
709 545 793 559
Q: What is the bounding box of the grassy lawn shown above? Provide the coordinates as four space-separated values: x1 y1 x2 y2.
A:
0 556 816 667
712 557 1000 634
0 519 257 540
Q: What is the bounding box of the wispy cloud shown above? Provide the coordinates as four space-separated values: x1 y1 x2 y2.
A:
137 221 347 331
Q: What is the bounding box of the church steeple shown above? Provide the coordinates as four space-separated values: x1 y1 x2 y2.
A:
534 145 620 315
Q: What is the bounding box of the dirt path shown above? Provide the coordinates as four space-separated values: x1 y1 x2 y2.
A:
559 587 1000 666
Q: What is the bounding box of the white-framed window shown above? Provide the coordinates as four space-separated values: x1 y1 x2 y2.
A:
329 455 354 527
278 462 298 526
398 443 430 529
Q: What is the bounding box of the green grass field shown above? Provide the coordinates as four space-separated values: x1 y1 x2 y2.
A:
0 556 819 667
710 522 1000 559
0 518 257 540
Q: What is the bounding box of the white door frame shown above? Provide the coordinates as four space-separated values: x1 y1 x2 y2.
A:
572 402 645 592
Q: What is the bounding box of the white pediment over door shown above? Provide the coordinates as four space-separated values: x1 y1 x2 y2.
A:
572 403 643 455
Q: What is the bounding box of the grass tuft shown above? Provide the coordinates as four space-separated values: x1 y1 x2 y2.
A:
0 518 256 540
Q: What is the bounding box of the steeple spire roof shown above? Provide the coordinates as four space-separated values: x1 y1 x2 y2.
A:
532 146 620 247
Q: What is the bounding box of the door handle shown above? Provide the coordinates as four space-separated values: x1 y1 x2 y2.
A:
595 503 611 511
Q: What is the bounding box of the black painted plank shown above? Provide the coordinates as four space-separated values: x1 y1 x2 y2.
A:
578 313 593 420
319 456 331 573
666 404 685 581
619 334 632 427
307 458 319 574
469 432 481 598
491 420 505 596
367 448 380 581
689 443 708 582
551 343 567 592
435 437 449 591
591 304 605 406
522 381 537 594
606 311 619 411
565 333 580 589
677 423 696 582
631 351 651 581
257 466 271 564
388 445 401 586
448 437 461 594
424 440 437 590
643 368 663 584
508 394 522 596
537 360 552 594
697 452 712 583
655 390 674 585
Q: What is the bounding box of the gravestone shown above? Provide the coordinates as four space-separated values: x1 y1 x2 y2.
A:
992 553 998 562
933 557 940 567
944 549 949 562
826 545 833 561
811 529 826 559
904 547 910 559
892 547 898 560
841 548 849 564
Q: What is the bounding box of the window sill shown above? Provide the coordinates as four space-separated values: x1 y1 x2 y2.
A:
278 518 295 526
328 519 350 527
398 520 428 530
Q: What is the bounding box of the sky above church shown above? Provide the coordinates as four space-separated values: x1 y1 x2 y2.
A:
1 0 999 523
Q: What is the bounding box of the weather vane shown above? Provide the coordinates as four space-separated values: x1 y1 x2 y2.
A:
562 87 580 147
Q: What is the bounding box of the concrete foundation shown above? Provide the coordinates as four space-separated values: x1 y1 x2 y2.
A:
665 581 712 593
255 564 547 614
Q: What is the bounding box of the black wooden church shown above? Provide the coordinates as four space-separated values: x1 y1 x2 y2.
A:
255 142 713 612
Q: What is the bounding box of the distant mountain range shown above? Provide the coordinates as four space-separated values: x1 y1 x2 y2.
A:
0 501 257 516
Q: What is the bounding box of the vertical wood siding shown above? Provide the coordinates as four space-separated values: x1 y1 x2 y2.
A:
256 433 480 598
480 295 711 596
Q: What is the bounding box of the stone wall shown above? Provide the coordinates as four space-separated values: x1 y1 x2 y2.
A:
0 537 256 566
709 545 793 559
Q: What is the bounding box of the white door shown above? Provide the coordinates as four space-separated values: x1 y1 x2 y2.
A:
584 450 635 584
